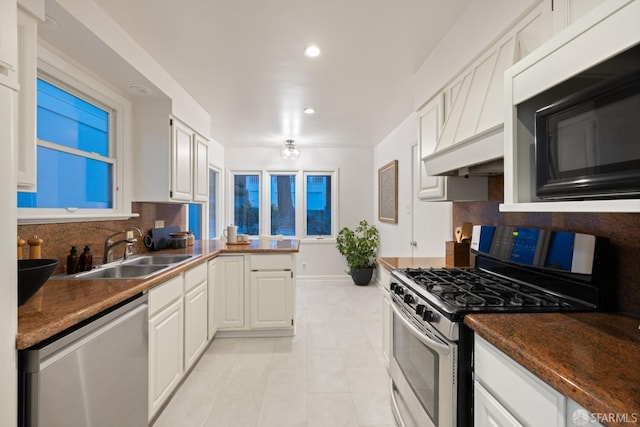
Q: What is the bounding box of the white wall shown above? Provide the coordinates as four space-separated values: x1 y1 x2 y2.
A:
414 0 539 109
225 145 373 279
373 113 452 259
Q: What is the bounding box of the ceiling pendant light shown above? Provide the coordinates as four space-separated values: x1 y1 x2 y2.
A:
281 139 300 160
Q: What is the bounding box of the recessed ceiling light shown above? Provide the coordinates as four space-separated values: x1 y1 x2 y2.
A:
304 45 321 58
303 107 315 114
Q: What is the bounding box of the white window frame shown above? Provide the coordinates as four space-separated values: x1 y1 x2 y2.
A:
265 170 300 237
303 170 338 239
206 164 222 239
18 46 134 224
227 169 262 236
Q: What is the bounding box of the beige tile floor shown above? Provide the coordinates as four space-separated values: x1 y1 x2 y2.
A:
154 279 398 427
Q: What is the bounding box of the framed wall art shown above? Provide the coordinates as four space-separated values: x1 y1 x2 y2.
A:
378 160 398 223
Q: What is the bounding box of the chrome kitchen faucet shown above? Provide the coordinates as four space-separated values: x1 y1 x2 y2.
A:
103 227 143 264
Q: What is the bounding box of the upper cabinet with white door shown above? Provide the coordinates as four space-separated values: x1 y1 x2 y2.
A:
134 104 209 203
0 0 17 86
15 8 37 192
422 1 554 178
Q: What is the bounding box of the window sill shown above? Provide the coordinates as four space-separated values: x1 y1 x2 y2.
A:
18 212 140 225
300 236 337 244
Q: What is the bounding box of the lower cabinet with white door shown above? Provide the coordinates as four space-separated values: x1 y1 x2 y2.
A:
474 336 604 427
216 253 296 336
148 262 209 421
183 263 208 370
148 274 184 421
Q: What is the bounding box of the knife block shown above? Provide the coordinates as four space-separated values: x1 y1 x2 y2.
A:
445 241 470 268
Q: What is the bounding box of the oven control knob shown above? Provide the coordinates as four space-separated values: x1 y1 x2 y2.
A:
403 294 414 304
415 304 426 315
390 282 398 292
422 310 435 322
394 286 404 296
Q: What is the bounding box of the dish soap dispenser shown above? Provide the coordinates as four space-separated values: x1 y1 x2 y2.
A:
67 246 79 274
78 245 93 272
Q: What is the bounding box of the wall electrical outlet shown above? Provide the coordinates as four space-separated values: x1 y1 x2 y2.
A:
154 220 165 228
302 262 307 270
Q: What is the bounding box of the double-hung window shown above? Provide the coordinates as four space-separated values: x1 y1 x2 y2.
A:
232 173 260 235
229 169 337 238
18 78 114 209
269 173 296 236
17 48 130 222
304 172 336 237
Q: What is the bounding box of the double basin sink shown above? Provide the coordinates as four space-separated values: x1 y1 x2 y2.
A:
56 254 199 280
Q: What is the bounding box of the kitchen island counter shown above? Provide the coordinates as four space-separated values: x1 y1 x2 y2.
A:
17 239 299 349
465 312 640 427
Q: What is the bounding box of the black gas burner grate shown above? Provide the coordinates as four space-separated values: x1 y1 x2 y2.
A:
401 267 577 310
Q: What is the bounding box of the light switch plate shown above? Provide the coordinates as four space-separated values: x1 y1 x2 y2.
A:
154 220 165 228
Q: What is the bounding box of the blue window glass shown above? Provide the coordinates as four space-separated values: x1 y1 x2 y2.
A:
37 79 109 155
208 169 218 239
18 146 112 208
270 175 295 236
188 204 202 240
306 175 331 235
18 78 113 209
234 174 260 235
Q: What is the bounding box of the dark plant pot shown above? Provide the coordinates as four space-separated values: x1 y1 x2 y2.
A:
351 268 374 286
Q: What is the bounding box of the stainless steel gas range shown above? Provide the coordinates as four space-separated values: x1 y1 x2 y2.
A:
387 225 612 427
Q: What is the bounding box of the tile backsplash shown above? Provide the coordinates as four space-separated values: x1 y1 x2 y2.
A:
453 176 640 317
17 202 186 275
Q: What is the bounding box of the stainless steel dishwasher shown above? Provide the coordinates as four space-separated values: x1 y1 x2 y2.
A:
19 293 149 427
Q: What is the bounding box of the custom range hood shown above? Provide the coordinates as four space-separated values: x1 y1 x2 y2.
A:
422 2 550 177
422 34 514 177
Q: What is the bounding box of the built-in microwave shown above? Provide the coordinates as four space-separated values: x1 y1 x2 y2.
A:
535 69 640 200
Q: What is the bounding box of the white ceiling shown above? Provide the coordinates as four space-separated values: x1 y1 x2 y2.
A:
90 0 471 149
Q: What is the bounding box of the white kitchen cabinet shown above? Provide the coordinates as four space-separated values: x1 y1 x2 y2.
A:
475 335 565 427
249 270 293 329
417 94 487 201
148 275 184 420
15 8 37 192
216 255 245 330
378 266 392 369
170 118 193 201
0 0 17 80
475 381 523 427
475 336 605 427
207 257 218 340
183 263 208 370
248 254 295 331
193 133 209 202
134 108 209 203
216 254 296 336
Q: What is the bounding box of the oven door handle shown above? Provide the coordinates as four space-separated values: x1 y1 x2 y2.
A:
391 302 450 356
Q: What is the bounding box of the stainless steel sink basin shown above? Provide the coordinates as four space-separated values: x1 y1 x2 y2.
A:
51 254 200 280
73 264 167 279
122 254 195 266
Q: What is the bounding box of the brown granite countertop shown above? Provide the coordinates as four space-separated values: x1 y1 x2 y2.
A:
465 312 640 427
17 239 299 350
377 257 445 271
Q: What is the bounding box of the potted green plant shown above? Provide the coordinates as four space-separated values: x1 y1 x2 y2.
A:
336 219 380 285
